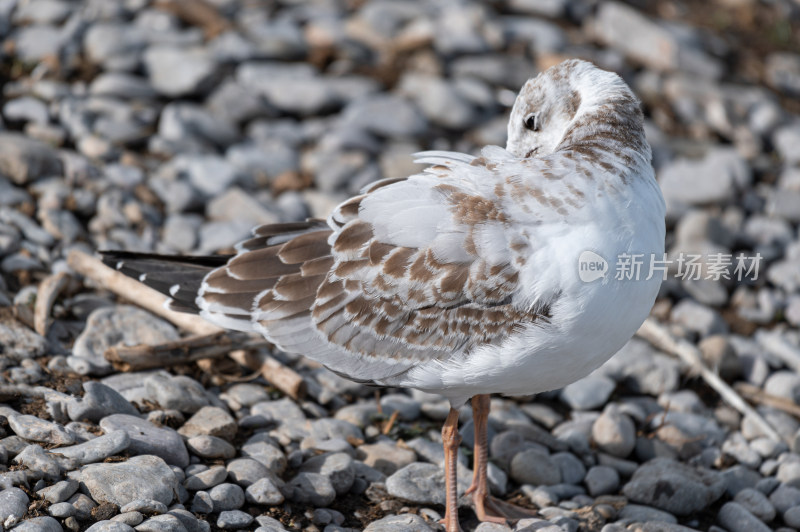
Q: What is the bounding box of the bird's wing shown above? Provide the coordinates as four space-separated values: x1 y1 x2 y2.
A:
198 148 553 384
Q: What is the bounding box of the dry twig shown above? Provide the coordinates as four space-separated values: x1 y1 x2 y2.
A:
67 250 306 400
734 382 800 420
104 331 271 371
636 317 783 443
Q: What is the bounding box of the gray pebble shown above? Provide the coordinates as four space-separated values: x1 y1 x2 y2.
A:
584 465 620 497
551 452 586 485
49 501 76 517
226 458 270 487
671 299 728 337
4 96 49 125
356 440 417 476
86 521 136 531
240 433 287 474
245 476 285 506
184 465 227 491
659 149 749 206
186 435 236 459
143 373 210 415
100 414 189 467
8 414 74 445
386 462 469 506
0 487 29 526
299 452 355 495
68 381 139 422
334 403 379 429
191 491 214 514
380 394 421 421
157 102 237 150
720 464 762 497
73 306 179 375
784 506 800 528
362 513 434 531
286 472 337 507
144 46 217 97
237 63 338 116
733 488 775 522
217 510 254 529
113 512 144 526
592 410 636 458
341 95 427 139
560 375 616 411
12 516 63 532
770 484 800 513
777 460 800 488
135 514 188 532
168 508 210 532
717 501 771 532
36 478 79 503
51 429 130 466
220 383 269 409
80 455 178 507
623 458 725 515
14 444 62 480
178 406 236 441
208 483 245 512
68 493 97 520
0 132 62 185
119 499 167 514
617 503 678 524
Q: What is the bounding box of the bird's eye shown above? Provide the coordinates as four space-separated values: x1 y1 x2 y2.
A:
523 113 539 131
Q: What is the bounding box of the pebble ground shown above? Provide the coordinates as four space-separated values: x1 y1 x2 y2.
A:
1 1 800 531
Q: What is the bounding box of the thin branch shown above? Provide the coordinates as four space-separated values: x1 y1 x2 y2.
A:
67 249 221 336
636 317 783 443
734 382 800 420
104 332 272 371
227 349 307 400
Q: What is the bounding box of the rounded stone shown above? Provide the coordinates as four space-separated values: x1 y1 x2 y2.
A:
585 465 620 497
509 449 562 486
592 410 636 458
208 483 245 512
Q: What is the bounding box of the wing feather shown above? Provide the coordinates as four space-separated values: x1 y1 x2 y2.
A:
195 147 552 385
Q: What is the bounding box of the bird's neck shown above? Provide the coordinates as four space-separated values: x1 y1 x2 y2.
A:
556 99 652 177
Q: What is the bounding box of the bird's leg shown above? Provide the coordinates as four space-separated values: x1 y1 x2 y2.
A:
440 406 463 532
467 394 539 523
466 394 505 524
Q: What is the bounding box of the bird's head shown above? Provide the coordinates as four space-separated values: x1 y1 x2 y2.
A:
507 59 644 160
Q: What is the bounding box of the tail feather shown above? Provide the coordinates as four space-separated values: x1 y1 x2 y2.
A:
100 251 232 313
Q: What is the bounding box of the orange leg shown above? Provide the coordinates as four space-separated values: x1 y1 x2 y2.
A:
467 394 539 523
440 407 463 532
466 395 505 524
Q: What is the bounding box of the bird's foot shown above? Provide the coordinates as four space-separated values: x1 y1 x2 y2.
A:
469 489 539 524
439 511 463 532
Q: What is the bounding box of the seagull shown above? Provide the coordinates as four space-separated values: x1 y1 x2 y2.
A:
103 59 665 532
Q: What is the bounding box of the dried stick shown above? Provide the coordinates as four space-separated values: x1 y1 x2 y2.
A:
636 317 783 443
34 272 69 336
734 382 800 420
67 250 306 400
104 332 271 371
67 250 221 336
228 349 307 400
